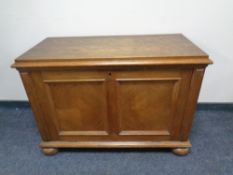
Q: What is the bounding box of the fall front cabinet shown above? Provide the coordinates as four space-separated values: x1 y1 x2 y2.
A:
12 34 212 155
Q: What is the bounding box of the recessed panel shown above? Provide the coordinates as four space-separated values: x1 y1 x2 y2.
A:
46 80 109 136
117 78 179 136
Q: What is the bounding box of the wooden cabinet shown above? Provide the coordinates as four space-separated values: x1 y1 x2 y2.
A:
12 34 212 155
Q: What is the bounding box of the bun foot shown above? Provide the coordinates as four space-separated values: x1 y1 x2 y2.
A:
172 148 189 156
42 148 58 155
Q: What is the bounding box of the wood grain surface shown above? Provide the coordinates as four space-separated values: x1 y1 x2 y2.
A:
12 34 212 155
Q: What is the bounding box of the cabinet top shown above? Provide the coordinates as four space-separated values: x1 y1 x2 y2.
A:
13 34 212 69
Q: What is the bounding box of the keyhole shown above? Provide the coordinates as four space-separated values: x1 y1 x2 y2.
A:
108 72 112 76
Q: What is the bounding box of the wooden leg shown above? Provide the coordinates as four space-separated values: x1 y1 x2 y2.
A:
42 148 58 155
172 148 190 156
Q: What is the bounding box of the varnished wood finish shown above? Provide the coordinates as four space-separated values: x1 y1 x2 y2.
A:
172 148 190 156
11 34 212 70
12 34 212 155
40 140 191 148
14 34 209 60
20 72 59 140
180 68 206 140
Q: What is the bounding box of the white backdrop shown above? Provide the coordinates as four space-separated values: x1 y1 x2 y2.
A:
0 0 233 102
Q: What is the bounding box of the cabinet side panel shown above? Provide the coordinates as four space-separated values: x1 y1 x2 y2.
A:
180 68 205 141
169 70 193 140
20 72 58 140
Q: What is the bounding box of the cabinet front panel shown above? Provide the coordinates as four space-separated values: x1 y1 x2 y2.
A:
42 71 110 139
114 69 192 140
40 68 192 141
116 78 179 136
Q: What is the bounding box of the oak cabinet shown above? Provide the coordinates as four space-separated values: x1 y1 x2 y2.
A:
12 34 212 155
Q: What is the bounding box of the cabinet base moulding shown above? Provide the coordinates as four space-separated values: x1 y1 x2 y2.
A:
40 140 191 155
40 140 191 148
